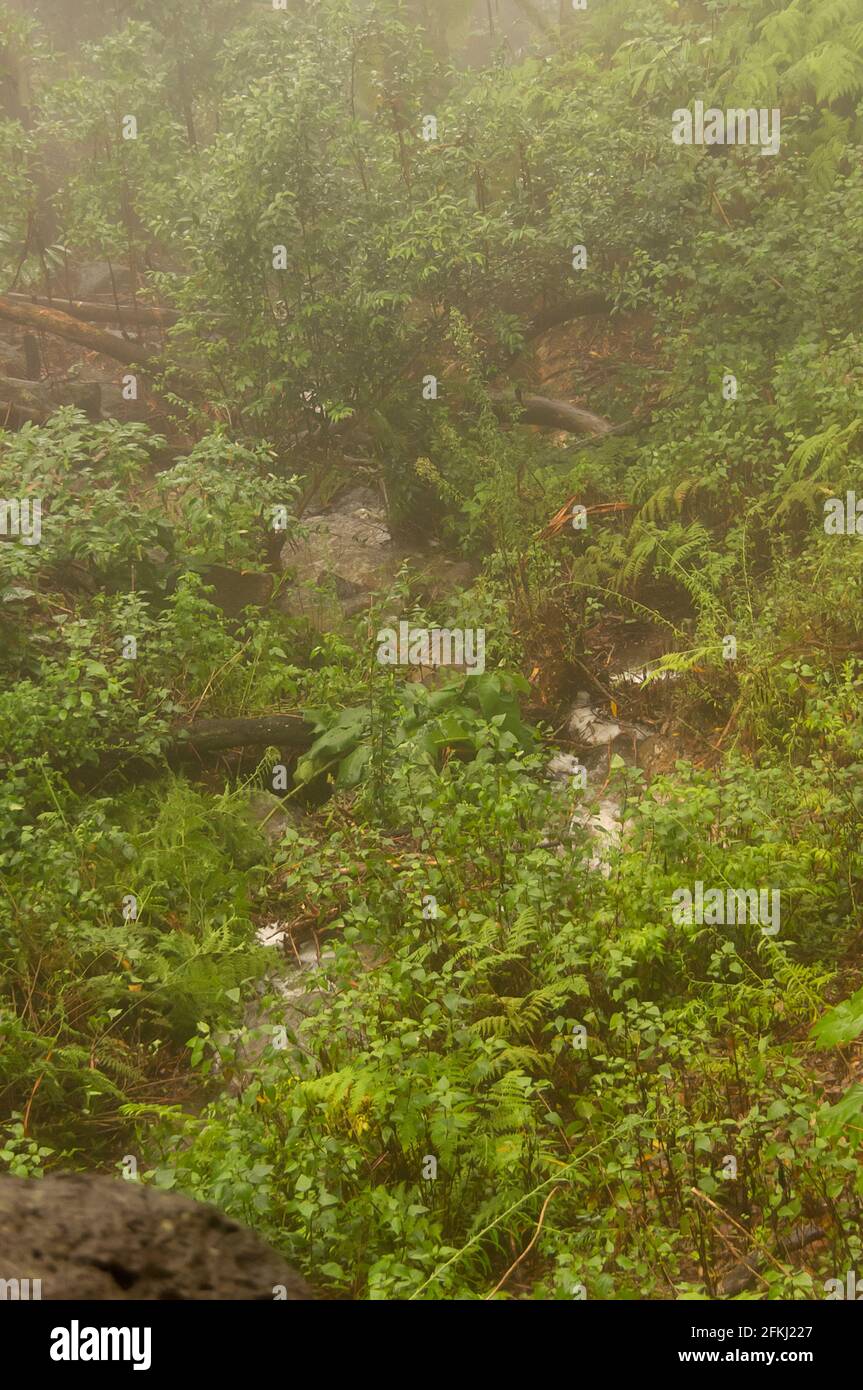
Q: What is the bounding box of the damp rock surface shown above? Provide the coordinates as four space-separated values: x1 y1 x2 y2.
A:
281 486 474 626
0 1173 313 1300
281 486 397 625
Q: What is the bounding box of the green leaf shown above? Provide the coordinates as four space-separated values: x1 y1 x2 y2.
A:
818 1084 863 1139
810 987 863 1047
336 742 372 788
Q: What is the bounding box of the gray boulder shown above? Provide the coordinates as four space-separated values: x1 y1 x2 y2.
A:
0 1173 312 1300
76 261 133 298
281 486 396 626
281 486 474 628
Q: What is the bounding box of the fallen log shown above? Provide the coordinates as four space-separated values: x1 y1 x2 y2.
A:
168 714 312 761
526 292 612 338
517 393 613 435
76 713 314 791
0 295 156 368
3 292 180 327
717 1221 825 1297
0 373 101 424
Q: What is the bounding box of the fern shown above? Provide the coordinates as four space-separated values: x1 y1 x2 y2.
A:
793 419 862 478
642 644 726 684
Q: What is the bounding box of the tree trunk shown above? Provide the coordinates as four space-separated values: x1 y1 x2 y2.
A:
559 0 578 39
513 0 553 35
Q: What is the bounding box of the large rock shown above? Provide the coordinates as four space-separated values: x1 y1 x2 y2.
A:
0 1174 312 1300
564 691 652 765
197 563 275 619
99 381 157 424
281 486 474 627
566 690 623 747
76 261 134 298
281 486 397 626
242 788 308 845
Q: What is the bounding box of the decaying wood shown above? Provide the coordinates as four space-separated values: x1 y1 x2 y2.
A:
3 292 180 328
0 374 102 424
23 334 40 378
168 714 312 761
517 393 613 435
718 1222 826 1297
73 713 314 792
526 292 612 338
0 296 156 368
